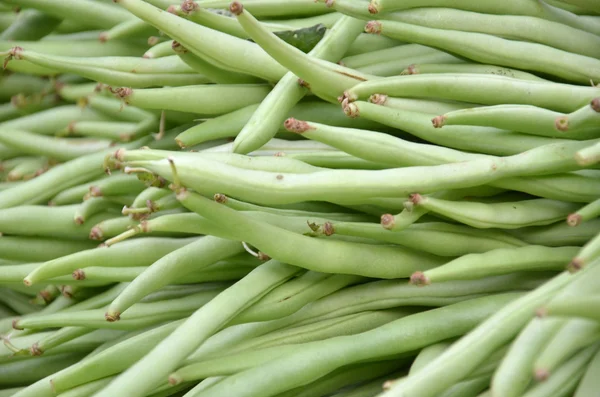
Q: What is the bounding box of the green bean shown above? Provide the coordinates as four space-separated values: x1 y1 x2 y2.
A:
48 320 183 394
344 74 600 113
1 0 132 29
89 211 180 241
0 105 111 135
408 341 453 375
368 0 600 36
182 293 521 397
437 104 599 139
172 41 259 84
405 63 549 83
330 370 404 397
190 273 545 361
410 196 581 229
385 8 600 59
359 53 464 77
50 177 110 206
438 374 492 397
112 84 271 115
184 0 331 18
115 0 287 81
119 133 592 207
318 221 526 257
232 2 374 102
0 288 38 315
85 174 146 198
524 342 600 397
174 188 446 279
365 19 600 83
274 359 409 397
491 317 565 397
0 236 95 262
544 296 600 322
100 18 157 42
344 33 402 57
0 204 116 240
13 288 224 331
556 0 600 13
574 344 600 396
0 9 60 41
0 352 86 388
105 236 245 320
232 16 365 155
3 157 49 181
340 44 450 69
57 376 115 397
568 198 600 227
143 39 175 59
0 138 151 209
569 232 600 271
6 48 211 88
84 95 157 124
95 260 302 397
0 39 146 58
73 197 122 225
24 237 197 286
0 387 22 397
233 273 364 323
350 101 562 156
59 120 151 142
380 266 592 397
172 310 410 384
0 129 113 162
375 97 479 117
413 246 578 285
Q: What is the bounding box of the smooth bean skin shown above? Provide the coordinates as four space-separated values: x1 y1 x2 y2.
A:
105 236 245 319
544 296 600 322
95 260 302 397
523 342 600 397
345 74 600 113
574 345 600 396
49 320 184 394
0 352 87 387
417 246 579 283
413 196 580 229
0 236 96 261
183 293 521 397
189 273 545 362
24 236 198 285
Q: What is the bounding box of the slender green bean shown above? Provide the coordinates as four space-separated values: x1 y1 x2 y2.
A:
0 236 95 262
574 344 600 396
180 293 522 397
0 352 86 388
95 260 302 397
413 246 578 285
232 15 365 154
25 236 197 285
568 198 600 226
385 8 600 59
0 9 61 41
524 342 600 397
343 74 600 113
105 236 245 320
114 0 287 81
143 40 175 59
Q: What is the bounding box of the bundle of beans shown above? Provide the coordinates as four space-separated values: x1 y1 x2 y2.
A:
0 0 599 396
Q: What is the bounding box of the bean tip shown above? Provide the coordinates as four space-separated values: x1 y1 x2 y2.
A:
229 1 244 15
534 368 550 382
342 101 359 118
589 97 600 112
380 213 395 230
89 226 103 241
431 115 446 128
30 343 43 356
323 222 334 236
214 193 228 203
22 278 32 287
554 116 568 132
12 319 23 330
367 0 379 14
105 311 121 322
72 269 86 281
181 0 198 14
409 193 423 205
283 118 313 133
567 257 584 273
98 32 108 43
535 307 548 318
368 94 387 105
365 21 382 35
566 213 581 227
168 374 183 385
410 271 430 286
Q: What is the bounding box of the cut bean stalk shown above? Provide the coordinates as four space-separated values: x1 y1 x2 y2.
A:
567 198 600 226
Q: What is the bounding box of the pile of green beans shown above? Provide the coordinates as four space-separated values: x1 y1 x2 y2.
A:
0 0 599 396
